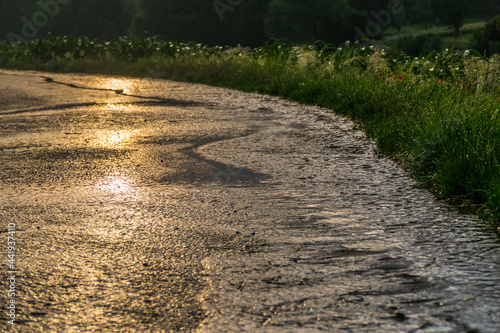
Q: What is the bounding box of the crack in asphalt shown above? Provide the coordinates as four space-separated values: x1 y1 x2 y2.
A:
41 75 205 105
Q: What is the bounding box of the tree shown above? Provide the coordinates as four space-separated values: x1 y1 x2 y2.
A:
405 0 436 27
432 0 473 37
264 0 367 44
349 0 407 32
46 0 135 40
133 0 210 42
219 0 271 46
470 14 500 56
133 0 270 46
1 0 136 41
476 0 500 20
0 0 42 41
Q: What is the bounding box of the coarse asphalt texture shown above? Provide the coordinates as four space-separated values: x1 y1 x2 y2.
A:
0 69 499 332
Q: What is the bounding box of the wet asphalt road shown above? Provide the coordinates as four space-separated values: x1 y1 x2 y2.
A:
0 69 499 332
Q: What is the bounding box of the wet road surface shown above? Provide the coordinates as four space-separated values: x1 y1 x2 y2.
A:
0 69 499 332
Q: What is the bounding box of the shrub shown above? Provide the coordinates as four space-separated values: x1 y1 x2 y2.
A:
470 15 500 56
393 33 443 57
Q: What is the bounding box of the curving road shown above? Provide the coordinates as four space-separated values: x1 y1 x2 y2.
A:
0 69 499 332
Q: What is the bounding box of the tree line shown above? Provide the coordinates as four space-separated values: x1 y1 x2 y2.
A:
0 0 493 46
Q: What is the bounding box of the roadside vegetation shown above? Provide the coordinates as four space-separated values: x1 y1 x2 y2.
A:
380 20 487 55
0 36 499 231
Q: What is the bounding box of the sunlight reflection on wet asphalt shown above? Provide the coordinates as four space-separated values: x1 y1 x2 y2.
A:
0 70 499 332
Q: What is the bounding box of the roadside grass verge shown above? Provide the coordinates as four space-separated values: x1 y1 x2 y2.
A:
380 20 488 51
1 37 499 231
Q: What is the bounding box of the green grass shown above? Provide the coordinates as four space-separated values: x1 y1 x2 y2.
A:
380 20 488 50
1 36 499 233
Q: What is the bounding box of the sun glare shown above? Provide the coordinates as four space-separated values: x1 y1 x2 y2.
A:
91 130 134 148
94 174 142 200
98 103 135 112
97 176 132 193
97 78 136 95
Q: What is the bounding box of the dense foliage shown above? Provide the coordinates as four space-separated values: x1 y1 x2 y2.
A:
0 0 493 46
470 15 500 56
0 0 134 42
0 36 499 229
392 33 443 56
